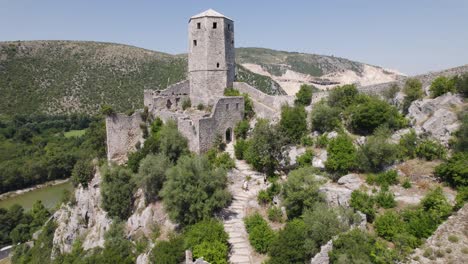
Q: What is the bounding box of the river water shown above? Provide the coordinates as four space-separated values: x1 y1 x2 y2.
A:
0 181 73 211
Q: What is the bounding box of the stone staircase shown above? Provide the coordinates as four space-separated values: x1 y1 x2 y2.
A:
222 143 268 264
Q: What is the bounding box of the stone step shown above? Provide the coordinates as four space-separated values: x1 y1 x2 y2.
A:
230 256 251 263
228 237 246 244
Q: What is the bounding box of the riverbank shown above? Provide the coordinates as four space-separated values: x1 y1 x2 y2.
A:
0 178 70 202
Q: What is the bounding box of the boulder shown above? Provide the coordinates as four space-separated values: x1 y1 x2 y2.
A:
312 150 327 169
310 240 333 264
319 174 364 207
390 128 411 144
337 174 363 190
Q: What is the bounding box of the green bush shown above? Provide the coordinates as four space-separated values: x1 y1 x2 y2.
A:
244 213 276 253
161 156 231 226
375 191 397 209
101 104 115 116
182 98 191 110
455 186 468 209
434 152 468 188
453 110 468 152
402 178 412 189
101 166 136 220
295 84 314 106
430 76 456 98
234 139 249 160
327 84 359 109
415 139 446 160
347 96 406 135
374 211 405 240
420 187 452 220
197 103 205 110
283 167 324 219
366 170 399 187
279 104 308 144
399 129 418 159
257 190 271 205
136 154 172 203
213 152 235 170
296 149 314 168
151 234 185 264
403 78 424 113
310 102 341 133
71 159 95 188
325 134 357 175
268 219 308 264
454 73 468 97
234 120 249 139
357 131 400 172
315 134 329 148
193 241 228 264
350 190 376 222
184 219 229 263
300 135 314 146
267 206 283 223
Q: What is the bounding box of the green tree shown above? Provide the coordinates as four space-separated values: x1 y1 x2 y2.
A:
161 156 231 226
71 159 95 188
357 130 400 172
399 129 418 159
244 213 276 254
99 222 136 264
156 120 189 163
136 154 172 203
283 167 324 219
234 120 249 139
268 219 308 264
325 134 357 176
435 152 468 188
101 166 135 220
295 84 314 106
328 84 359 109
415 139 446 161
429 76 456 98
403 78 423 113
374 211 405 240
151 234 185 264
310 102 341 133
350 190 376 222
279 105 307 144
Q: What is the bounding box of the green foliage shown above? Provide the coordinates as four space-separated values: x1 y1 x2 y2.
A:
403 78 424 113
420 187 452 220
185 219 229 264
101 166 135 220
257 190 271 205
350 190 376 222
455 186 468 209
268 219 308 264
453 73 468 97
402 178 412 189
430 76 456 98
310 102 342 133
234 120 249 139
375 191 397 209
161 155 231 226
296 148 314 168
99 222 136 264
151 234 185 264
12 220 56 264
283 167 324 219
383 84 400 101
224 88 241 96
374 211 405 240
244 213 276 253
294 84 314 106
244 119 285 176
234 139 249 160
136 154 172 203
315 134 329 148
156 120 189 163
347 96 406 135
357 130 400 172
213 134 226 152
242 93 255 119
415 139 446 160
329 229 397 264
213 152 235 170
182 98 191 110
399 129 418 159
328 84 359 109
236 64 285 96
197 103 205 110
267 206 283 222
366 170 399 187
435 152 468 188
453 109 468 152
101 104 115 116
325 134 357 175
71 159 95 188
300 135 314 147
279 105 307 144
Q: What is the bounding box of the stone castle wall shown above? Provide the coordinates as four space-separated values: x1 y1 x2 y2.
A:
144 80 190 112
105 112 143 164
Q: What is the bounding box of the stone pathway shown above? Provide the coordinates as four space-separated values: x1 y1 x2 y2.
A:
222 143 268 264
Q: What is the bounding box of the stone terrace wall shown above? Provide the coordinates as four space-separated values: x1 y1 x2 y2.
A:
106 112 143 164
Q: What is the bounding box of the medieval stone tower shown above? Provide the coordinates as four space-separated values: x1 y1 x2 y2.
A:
188 9 235 106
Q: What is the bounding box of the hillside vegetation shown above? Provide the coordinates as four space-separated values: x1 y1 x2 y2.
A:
0 41 287 115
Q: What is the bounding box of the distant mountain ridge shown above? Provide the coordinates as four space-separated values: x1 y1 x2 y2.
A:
0 40 404 115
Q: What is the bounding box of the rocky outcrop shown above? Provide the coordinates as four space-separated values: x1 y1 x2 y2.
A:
312 150 327 169
407 93 464 145
52 169 111 256
319 174 364 207
310 240 333 264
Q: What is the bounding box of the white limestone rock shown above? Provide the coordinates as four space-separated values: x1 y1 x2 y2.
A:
326 131 339 139
319 174 364 207
312 150 327 169
390 128 411 144
337 174 363 190
287 146 306 167
310 240 333 264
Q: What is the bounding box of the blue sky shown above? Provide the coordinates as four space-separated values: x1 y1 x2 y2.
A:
1 0 467 75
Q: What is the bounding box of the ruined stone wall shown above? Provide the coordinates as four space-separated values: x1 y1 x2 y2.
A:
178 117 200 152
188 16 235 106
197 97 244 153
105 113 143 164
144 80 190 112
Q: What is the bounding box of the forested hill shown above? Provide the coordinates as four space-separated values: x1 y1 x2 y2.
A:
0 41 285 115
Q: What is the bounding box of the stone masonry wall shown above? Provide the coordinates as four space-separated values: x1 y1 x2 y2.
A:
144 80 190 112
105 113 143 164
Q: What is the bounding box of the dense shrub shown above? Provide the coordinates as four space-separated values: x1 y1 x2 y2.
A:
328 84 359 109
224 88 255 119
268 219 308 264
257 190 271 205
374 211 405 240
455 186 468 209
350 190 376 222
213 152 235 170
325 134 357 175
161 156 231 226
399 129 418 159
244 119 286 176
453 110 468 152
454 73 468 97
375 191 397 209
357 131 400 172
315 134 329 148
136 154 172 203
193 241 228 264
279 104 308 144
366 170 399 187
234 139 249 160
156 120 189 163
300 135 314 146
71 159 95 188
415 139 446 160
244 213 276 253
402 78 424 113
296 148 314 168
101 166 135 220
234 120 249 139
101 104 115 116
310 102 341 133
99 222 136 264
267 206 283 222
283 167 324 219
435 152 468 188
329 229 397 264
347 96 406 135
151 234 185 264
295 84 314 106
430 76 456 98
